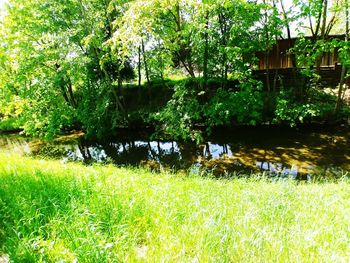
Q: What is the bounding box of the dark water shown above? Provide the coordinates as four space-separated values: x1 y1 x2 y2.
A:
1 127 349 178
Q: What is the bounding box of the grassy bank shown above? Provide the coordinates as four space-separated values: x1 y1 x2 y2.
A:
0 154 350 262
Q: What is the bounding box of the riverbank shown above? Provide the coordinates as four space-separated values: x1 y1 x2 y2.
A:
1 77 350 141
1 153 350 262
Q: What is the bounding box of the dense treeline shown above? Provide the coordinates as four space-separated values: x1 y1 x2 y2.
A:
0 0 349 140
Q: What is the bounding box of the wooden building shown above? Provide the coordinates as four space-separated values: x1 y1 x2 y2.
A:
255 35 344 70
253 35 345 89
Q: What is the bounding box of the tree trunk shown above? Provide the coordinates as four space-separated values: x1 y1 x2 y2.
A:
66 79 77 108
203 10 209 91
316 0 328 73
264 42 271 93
60 85 71 106
186 54 196 78
218 11 228 87
279 0 296 68
334 0 349 114
263 0 271 92
176 51 196 78
104 65 125 114
273 15 279 93
138 45 142 87
141 38 151 86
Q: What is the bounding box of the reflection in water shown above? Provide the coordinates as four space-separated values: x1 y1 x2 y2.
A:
1 127 349 178
256 161 300 178
203 143 233 159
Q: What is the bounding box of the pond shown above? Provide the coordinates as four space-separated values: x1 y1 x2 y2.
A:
1 126 349 179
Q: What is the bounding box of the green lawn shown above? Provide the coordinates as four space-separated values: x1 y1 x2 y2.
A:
0 153 349 262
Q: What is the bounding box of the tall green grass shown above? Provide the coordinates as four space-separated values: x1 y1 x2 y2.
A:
0 153 350 262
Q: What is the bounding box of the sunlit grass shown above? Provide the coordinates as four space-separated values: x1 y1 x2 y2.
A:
0 153 350 262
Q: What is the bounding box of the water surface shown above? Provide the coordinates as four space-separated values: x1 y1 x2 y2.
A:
1 127 349 179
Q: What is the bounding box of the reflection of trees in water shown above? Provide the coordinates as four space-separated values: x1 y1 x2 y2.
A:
203 143 211 159
177 142 202 169
76 140 195 170
78 144 92 161
103 141 149 166
156 144 182 169
1 128 347 179
72 129 349 177
203 143 230 159
148 141 199 170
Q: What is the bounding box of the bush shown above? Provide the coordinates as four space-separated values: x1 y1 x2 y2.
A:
273 88 342 126
205 81 263 128
153 82 203 142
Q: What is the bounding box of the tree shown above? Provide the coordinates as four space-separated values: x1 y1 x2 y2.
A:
334 0 350 114
0 0 133 138
294 0 342 75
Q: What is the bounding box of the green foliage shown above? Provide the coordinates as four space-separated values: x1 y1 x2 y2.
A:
0 117 21 131
0 0 348 139
274 89 322 126
205 81 264 128
0 0 134 138
76 82 125 139
154 78 264 141
295 38 339 78
154 82 203 142
337 39 350 68
275 86 350 126
20 99 76 140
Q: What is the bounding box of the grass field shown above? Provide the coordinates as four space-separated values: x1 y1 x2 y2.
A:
0 153 350 262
